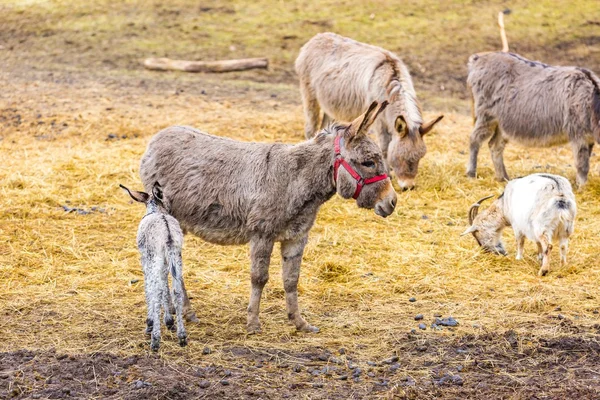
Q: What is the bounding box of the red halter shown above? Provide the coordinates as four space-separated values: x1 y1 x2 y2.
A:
333 135 389 199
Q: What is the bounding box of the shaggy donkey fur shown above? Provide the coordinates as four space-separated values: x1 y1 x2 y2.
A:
466 51 600 188
120 182 187 350
139 102 397 333
295 32 443 190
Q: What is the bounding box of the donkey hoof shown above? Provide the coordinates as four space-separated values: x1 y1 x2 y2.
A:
298 324 319 333
246 323 262 335
466 171 476 178
178 335 188 347
165 319 176 332
185 312 200 324
538 269 549 277
150 340 160 352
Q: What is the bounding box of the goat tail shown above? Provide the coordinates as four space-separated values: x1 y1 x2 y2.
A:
498 11 509 52
552 195 576 234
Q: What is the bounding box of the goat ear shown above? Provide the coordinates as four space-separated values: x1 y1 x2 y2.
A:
346 101 389 139
460 225 478 236
120 184 149 203
419 115 444 136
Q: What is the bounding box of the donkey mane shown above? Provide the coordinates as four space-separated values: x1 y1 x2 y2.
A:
385 59 423 129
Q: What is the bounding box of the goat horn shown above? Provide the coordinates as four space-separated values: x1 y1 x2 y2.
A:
468 194 495 224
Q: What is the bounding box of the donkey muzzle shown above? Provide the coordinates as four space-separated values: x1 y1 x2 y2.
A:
374 181 397 218
397 177 415 191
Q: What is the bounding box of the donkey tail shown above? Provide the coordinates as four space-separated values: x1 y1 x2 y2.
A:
498 11 509 52
578 68 600 142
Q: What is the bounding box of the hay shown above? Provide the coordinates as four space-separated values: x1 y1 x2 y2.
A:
2 73 599 366
1 0 600 396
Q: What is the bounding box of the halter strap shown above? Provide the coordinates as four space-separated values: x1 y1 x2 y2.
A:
333 135 388 199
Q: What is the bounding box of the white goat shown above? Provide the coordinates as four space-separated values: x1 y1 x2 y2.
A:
120 182 187 350
462 174 576 276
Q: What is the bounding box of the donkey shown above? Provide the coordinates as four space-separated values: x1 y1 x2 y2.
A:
139 101 397 333
466 13 600 188
295 32 443 190
120 182 187 350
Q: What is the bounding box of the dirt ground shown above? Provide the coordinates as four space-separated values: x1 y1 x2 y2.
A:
1 1 600 399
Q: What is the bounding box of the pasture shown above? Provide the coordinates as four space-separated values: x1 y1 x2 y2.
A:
1 0 600 398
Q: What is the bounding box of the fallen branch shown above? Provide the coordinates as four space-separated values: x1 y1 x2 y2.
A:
143 57 268 73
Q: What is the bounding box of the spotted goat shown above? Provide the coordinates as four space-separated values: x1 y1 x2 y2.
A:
120 182 188 350
462 173 577 276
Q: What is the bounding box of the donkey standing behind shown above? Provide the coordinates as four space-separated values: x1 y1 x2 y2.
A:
295 32 443 190
120 182 187 350
462 174 576 276
466 14 600 188
140 102 397 333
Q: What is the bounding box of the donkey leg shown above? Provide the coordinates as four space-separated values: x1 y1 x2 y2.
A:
180 278 199 323
376 123 392 161
320 113 332 129
488 127 509 182
171 250 187 347
299 78 321 139
466 116 495 178
572 141 592 188
281 236 318 333
162 273 175 332
247 237 274 333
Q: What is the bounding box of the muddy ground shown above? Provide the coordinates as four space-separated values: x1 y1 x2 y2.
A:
3 329 600 399
2 1 600 399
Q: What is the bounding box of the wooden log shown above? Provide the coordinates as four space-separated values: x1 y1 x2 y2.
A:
143 57 269 73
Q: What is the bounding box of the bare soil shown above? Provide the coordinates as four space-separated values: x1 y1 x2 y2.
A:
2 329 600 399
2 1 600 399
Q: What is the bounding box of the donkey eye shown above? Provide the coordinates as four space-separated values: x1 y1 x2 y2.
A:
361 161 375 168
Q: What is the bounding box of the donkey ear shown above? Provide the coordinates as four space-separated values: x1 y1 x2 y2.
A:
152 182 164 201
120 184 149 203
460 225 478 236
419 115 444 136
395 116 408 138
346 101 389 139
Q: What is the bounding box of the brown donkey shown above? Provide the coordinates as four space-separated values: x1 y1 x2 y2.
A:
140 101 397 333
295 32 443 190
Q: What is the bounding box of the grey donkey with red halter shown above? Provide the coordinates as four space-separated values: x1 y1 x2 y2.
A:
139 101 397 333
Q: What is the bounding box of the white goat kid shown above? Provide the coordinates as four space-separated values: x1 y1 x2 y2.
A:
462 174 576 276
120 182 187 350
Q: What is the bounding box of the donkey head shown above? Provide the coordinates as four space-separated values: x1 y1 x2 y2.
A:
383 102 443 191
334 101 398 217
461 195 507 255
120 182 170 213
